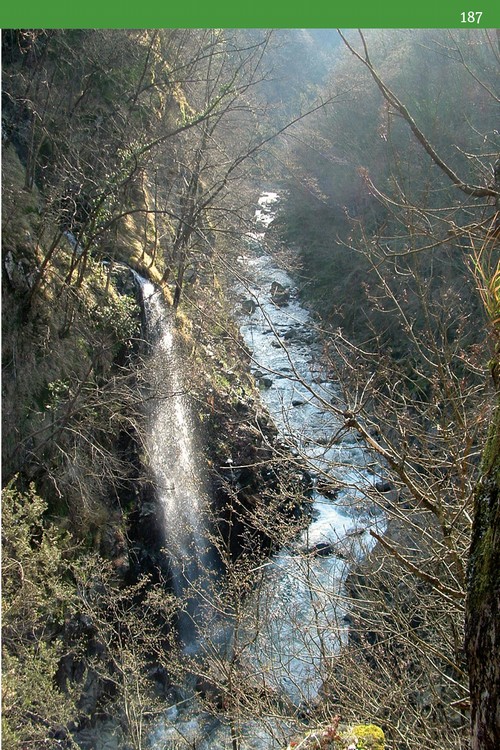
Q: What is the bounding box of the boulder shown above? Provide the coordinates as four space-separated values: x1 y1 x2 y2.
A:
270 281 290 306
375 480 392 493
241 298 256 314
259 376 273 389
3 249 35 292
195 676 225 710
374 480 399 506
316 480 339 499
283 326 315 345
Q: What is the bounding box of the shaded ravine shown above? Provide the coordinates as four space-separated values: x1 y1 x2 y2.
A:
148 194 385 749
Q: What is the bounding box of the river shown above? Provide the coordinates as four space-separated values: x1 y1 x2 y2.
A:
150 192 384 749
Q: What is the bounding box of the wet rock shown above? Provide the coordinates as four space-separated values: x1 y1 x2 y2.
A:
184 266 197 284
3 249 35 291
339 431 360 445
374 480 399 506
195 677 225 710
316 436 331 446
309 541 337 557
295 698 321 721
235 398 252 415
73 720 124 750
241 298 256 314
4 251 16 284
375 480 393 493
316 480 339 499
259 376 273 389
148 665 171 697
139 501 156 518
270 281 290 306
283 327 300 341
253 370 273 388
283 326 315 345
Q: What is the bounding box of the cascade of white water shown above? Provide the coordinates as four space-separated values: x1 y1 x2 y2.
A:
236 192 384 705
136 275 214 648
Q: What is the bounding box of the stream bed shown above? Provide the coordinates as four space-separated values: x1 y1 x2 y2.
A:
151 193 385 749
234 193 382 700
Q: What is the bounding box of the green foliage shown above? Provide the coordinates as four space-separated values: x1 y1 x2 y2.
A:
2 480 76 622
91 286 141 342
2 644 79 750
470 240 500 331
349 724 385 750
2 480 80 748
2 479 175 749
286 721 385 750
46 378 71 410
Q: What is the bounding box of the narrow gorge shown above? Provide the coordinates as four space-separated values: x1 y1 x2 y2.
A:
2 27 499 750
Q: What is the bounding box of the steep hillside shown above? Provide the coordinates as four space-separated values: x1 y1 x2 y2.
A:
2 29 310 747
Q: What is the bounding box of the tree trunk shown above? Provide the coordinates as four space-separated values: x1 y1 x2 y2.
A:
465 400 500 750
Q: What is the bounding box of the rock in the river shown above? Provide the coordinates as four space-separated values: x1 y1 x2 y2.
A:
283 326 315 345
375 480 392 493
270 281 290 306
309 541 337 557
259 376 273 389
316 480 339 499
241 298 256 314
283 328 297 341
374 480 399 506
253 370 273 388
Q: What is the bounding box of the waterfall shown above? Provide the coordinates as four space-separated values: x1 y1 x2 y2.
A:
135 193 384 746
135 275 215 649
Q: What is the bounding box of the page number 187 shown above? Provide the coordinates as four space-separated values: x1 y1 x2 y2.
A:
461 11 483 22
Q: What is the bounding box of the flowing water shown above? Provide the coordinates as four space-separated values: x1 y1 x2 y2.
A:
145 193 384 748
136 275 217 649
233 193 383 707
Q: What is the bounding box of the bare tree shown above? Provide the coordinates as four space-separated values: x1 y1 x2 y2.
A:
202 27 499 749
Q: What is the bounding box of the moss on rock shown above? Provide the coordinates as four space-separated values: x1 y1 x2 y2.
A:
286 722 385 750
348 724 385 750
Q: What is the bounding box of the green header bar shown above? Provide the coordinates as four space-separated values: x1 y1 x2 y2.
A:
1 0 499 29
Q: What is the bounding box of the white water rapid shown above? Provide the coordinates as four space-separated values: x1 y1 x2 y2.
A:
233 192 384 705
